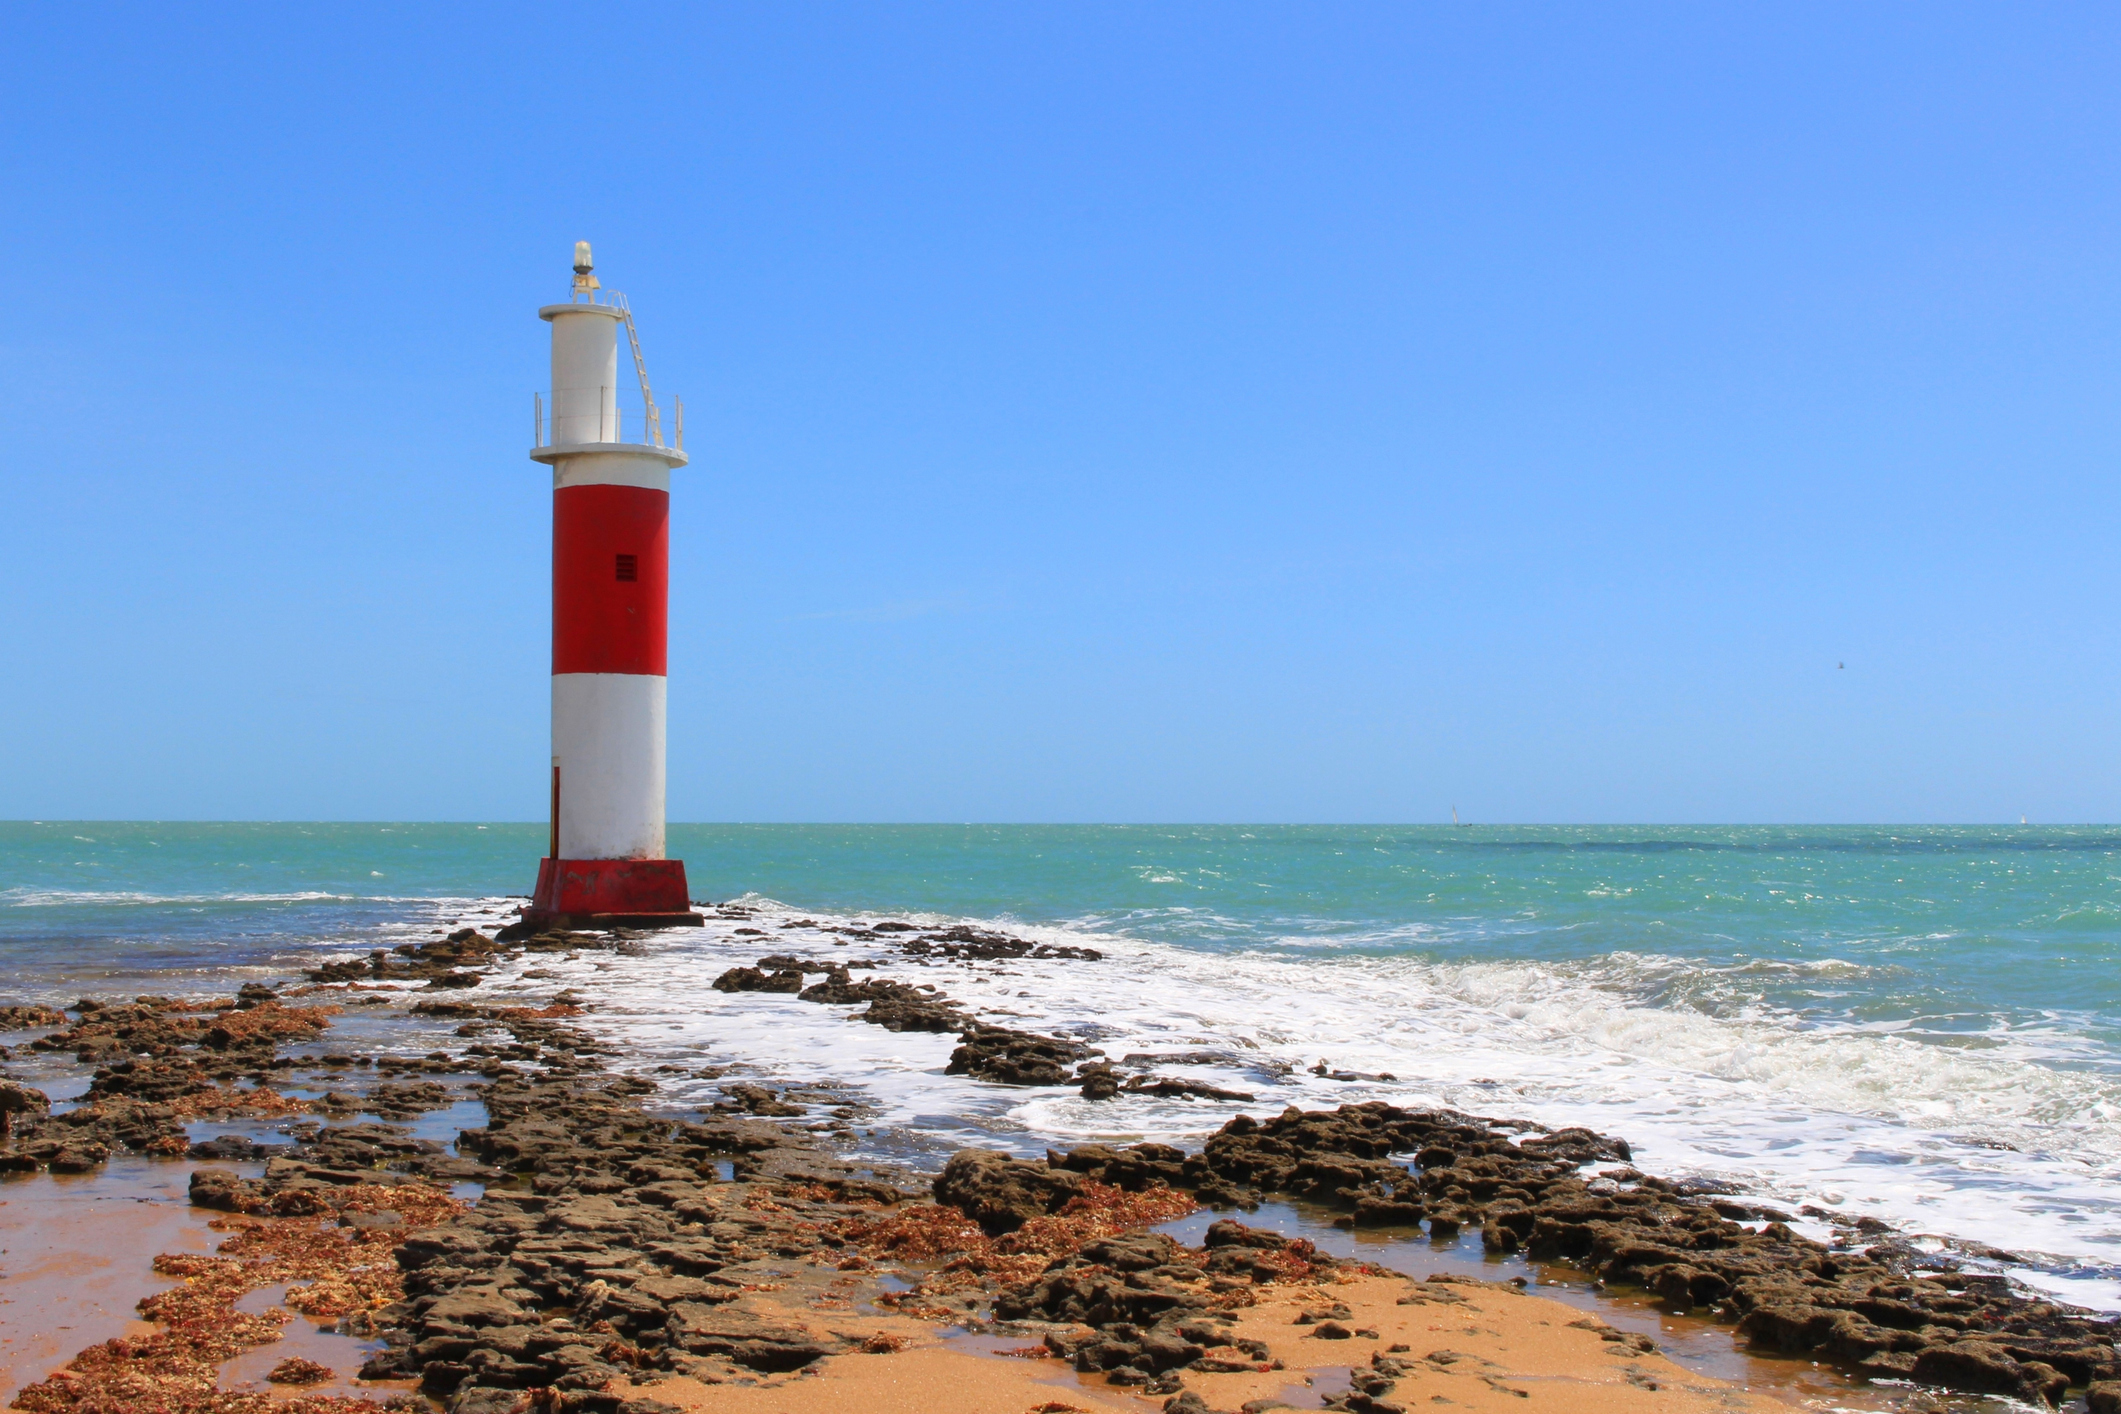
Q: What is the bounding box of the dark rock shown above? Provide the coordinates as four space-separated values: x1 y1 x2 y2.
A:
423 1292 526 1328
1294 1304 1352 1324
1517 1126 1630 1164
1739 1304 1832 1352
188 1135 289 1161
895 925 1102 962
711 967 804 994
665 1303 846 1371
1351 1197 1425 1227
933 1148 1083 1234
190 1166 266 1212
713 1084 805 1117
0 1080 49 1139
755 955 845 973
1081 1232 1186 1271
1120 1076 1257 1102
450 1390 530 1414
1052 1142 1189 1191
946 1024 1097 1086
1078 1064 1122 1100
1203 1219 1294 1250
360 1349 413 1380
1912 1341 2068 1404
797 973 926 1005
1165 1394 1230 1414
857 998 967 1032
0 1005 67 1030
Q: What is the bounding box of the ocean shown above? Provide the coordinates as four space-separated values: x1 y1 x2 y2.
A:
6 821 2121 1311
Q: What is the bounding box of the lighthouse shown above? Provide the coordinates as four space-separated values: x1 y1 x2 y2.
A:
520 243 701 930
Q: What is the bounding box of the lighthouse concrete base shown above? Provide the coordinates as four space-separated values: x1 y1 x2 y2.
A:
515 857 703 932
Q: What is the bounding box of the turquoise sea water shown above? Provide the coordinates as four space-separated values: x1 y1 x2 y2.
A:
10 822 2121 1055
7 822 2121 1304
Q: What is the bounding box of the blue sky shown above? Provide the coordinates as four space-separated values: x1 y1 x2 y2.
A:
5 3 2121 823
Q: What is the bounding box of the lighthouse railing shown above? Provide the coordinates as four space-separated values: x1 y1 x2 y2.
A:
533 392 677 450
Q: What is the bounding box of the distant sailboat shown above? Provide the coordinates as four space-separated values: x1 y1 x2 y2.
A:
1451 805 1465 827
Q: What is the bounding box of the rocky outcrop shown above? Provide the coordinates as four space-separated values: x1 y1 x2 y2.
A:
1022 1103 2121 1405
890 924 1102 962
931 1149 1084 1234
0 1004 68 1030
708 966 803 993
856 996 967 1031
117 989 922 1410
0 1076 187 1172
994 1219 1344 1393
0 1078 49 1138
366 1076 913 1397
945 1024 1097 1085
1091 1074 1256 1102
797 972 930 1005
311 927 525 984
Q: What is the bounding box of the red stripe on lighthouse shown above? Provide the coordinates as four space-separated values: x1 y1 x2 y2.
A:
553 483 668 676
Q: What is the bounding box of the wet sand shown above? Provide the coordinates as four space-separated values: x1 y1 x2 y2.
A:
0 1158 227 1404
1154 1202 1904 1409
619 1275 1796 1414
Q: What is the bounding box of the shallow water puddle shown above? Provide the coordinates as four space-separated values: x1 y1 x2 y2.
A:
403 1094 491 1146
222 1282 387 1398
0 1157 235 1404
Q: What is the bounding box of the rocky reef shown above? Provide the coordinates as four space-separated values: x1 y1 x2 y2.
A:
6 912 2121 1414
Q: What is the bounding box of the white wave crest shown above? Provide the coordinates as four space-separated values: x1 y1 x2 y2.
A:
0 888 503 909
0 888 362 907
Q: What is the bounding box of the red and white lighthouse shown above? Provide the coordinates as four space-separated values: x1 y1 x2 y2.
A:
521 243 701 930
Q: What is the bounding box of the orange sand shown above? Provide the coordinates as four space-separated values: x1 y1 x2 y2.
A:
0 1163 222 1405
622 1275 1794 1414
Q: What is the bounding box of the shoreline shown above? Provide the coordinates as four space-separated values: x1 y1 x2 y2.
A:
14 825 2121 1309
2 909 2117 1413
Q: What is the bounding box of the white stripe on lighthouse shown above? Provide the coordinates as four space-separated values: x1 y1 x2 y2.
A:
552 452 672 492
552 672 666 861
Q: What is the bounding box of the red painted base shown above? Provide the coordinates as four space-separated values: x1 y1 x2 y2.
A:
517 857 703 931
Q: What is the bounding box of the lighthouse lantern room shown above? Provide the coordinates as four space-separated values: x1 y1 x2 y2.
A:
520 243 701 930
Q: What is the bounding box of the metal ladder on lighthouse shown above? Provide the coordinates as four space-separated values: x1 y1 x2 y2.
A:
614 292 677 451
